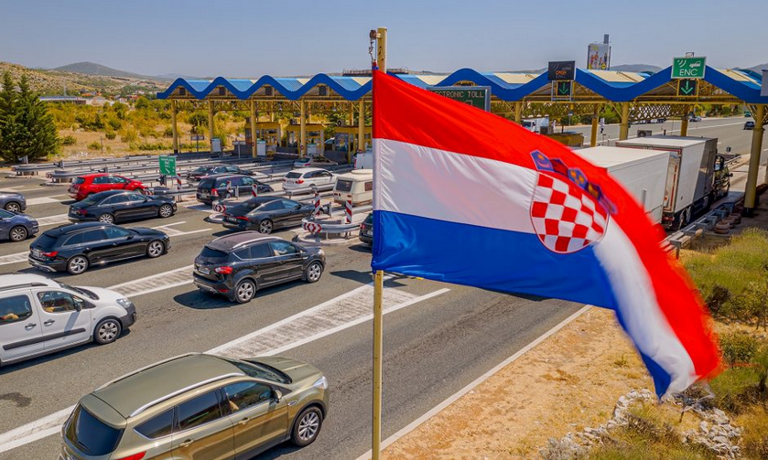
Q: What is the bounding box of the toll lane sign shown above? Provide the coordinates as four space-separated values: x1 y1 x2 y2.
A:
677 79 698 97
672 57 706 79
428 86 491 111
159 155 176 176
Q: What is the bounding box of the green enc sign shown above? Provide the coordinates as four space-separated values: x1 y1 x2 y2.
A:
159 155 176 176
672 56 706 79
428 86 491 111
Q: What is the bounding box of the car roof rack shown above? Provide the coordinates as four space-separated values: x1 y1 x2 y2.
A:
129 372 244 418
232 236 278 249
0 282 49 292
96 352 201 390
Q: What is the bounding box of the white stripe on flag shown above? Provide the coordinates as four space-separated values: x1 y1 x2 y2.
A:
594 219 697 394
375 139 539 235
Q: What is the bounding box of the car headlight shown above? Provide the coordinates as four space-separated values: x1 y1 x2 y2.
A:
313 376 328 390
116 298 133 310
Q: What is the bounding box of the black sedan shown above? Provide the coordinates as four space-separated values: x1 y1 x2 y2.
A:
68 190 177 224
187 165 254 181
29 222 170 274
221 197 315 234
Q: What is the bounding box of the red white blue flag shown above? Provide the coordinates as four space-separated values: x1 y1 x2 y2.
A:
370 71 720 397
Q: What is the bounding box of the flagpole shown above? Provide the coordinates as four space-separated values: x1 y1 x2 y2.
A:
372 26 387 460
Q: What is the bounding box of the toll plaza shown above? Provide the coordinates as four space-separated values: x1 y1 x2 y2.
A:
157 63 766 212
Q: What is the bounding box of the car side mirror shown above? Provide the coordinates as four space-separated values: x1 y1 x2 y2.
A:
272 389 283 402
127 234 134 240
729 173 734 177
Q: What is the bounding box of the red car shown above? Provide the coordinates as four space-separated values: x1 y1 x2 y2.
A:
68 173 145 201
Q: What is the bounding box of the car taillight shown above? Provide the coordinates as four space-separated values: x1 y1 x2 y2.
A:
77 209 87 216
115 453 146 460
215 266 233 275
296 179 304 184
236 216 248 221
41 251 58 258
360 224 367 230
211 189 219 196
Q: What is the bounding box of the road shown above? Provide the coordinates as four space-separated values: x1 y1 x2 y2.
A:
0 116 762 460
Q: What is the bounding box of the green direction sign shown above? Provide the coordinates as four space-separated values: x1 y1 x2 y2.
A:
159 155 176 176
427 86 491 111
556 80 572 96
672 57 706 79
678 79 698 97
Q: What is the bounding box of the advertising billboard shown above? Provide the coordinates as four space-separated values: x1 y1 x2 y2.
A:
587 43 611 70
547 61 576 81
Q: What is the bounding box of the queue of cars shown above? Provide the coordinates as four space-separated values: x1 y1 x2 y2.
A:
2 165 334 456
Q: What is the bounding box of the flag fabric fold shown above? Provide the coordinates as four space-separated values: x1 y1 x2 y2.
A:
370 70 719 397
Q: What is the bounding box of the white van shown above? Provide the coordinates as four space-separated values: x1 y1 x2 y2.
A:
0 274 136 366
354 151 373 170
333 169 373 206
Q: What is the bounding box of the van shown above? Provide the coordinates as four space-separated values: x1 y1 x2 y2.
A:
354 151 373 170
0 274 136 366
333 170 373 206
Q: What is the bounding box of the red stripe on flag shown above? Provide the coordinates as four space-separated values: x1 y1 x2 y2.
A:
372 71 720 382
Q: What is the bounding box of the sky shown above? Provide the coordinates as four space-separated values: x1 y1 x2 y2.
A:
1 0 766 78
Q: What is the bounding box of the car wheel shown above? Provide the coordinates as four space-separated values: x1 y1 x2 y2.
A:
98 213 115 224
147 240 165 258
158 204 173 218
234 279 256 304
9 226 27 242
94 318 122 345
67 255 89 274
291 406 323 447
305 261 323 283
258 219 273 234
4 202 21 213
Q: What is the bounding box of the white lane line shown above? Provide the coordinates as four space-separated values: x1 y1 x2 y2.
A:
354 304 592 460
25 197 63 206
0 252 30 266
0 280 446 454
38 214 69 227
107 265 194 297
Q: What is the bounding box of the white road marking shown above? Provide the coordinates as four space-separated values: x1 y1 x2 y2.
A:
25 197 62 206
0 252 29 266
0 280 447 454
107 265 194 297
354 304 592 460
37 214 69 227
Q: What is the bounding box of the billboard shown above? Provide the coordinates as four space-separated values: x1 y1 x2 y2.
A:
587 43 611 70
547 61 576 81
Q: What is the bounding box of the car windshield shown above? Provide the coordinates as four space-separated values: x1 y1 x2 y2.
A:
199 246 228 263
223 358 292 384
33 233 59 249
72 177 85 185
194 167 211 173
65 406 123 456
79 194 102 206
231 200 263 213
198 178 215 189
286 172 302 179
336 179 353 192
364 213 373 225
57 281 98 300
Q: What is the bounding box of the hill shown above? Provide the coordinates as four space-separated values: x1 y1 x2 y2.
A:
743 62 767 72
52 61 147 79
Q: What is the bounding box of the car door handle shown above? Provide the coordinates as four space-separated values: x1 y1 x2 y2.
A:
25 323 37 330
179 439 193 448
238 417 251 426
44 320 55 326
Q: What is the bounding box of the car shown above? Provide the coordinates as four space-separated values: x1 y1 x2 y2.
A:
196 174 273 205
744 120 756 130
68 173 145 201
688 115 702 122
28 222 170 275
359 212 373 246
187 164 254 181
744 111 752 117
0 273 136 366
0 208 38 242
283 168 336 191
222 197 315 234
68 190 177 224
293 156 339 168
194 232 325 303
61 353 328 460
0 191 26 212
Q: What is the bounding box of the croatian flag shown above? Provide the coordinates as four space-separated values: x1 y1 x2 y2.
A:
370 71 720 397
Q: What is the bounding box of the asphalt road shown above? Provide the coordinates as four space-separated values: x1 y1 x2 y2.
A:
0 117 762 460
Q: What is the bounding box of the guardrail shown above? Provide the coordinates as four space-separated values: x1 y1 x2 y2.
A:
13 151 225 175
301 205 373 238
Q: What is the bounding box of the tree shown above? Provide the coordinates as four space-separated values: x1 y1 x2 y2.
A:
0 73 59 162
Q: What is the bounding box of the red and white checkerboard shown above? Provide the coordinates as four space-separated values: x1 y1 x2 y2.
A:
530 173 609 254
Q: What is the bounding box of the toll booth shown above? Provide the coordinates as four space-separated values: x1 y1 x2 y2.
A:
335 126 372 162
546 132 585 147
285 124 325 156
248 122 281 156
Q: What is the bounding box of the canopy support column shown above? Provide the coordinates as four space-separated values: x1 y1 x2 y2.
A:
250 100 257 158
590 104 600 147
208 101 215 154
358 100 365 157
300 100 306 157
619 103 630 141
744 104 766 215
680 106 690 136
514 101 522 124
171 100 179 154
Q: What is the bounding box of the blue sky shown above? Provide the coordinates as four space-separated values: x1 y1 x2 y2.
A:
1 0 765 77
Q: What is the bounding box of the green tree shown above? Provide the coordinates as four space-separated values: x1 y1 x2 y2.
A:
0 72 21 159
8 74 60 162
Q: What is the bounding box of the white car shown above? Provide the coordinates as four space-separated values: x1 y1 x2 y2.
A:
0 274 136 366
283 168 337 191
294 156 339 168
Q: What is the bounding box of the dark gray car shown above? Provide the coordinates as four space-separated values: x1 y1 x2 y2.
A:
0 191 26 213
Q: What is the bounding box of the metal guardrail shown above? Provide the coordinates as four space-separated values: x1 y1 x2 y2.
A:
13 151 223 174
300 205 373 237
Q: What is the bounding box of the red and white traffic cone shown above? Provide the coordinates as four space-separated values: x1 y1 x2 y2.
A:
346 199 352 224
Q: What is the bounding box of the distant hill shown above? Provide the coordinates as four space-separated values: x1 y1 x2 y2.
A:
743 63 767 72
610 64 662 73
52 61 146 79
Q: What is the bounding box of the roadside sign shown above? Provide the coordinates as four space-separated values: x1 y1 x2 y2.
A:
547 61 576 81
428 86 491 111
190 134 205 141
677 79 699 97
159 155 176 176
762 70 767 97
551 80 573 101
671 56 706 79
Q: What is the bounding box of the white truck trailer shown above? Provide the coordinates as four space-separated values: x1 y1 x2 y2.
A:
616 136 720 229
574 146 670 224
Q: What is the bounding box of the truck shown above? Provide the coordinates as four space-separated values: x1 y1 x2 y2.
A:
521 117 550 134
615 136 729 230
574 146 670 224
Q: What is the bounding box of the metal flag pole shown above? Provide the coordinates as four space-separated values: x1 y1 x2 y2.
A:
371 26 387 460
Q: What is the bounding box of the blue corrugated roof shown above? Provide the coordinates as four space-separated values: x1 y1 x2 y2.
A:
157 67 767 104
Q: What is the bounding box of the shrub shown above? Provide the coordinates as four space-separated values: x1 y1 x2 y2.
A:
163 127 174 138
720 332 759 366
740 408 768 459
121 128 138 143
87 141 102 150
61 135 76 146
105 131 116 140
